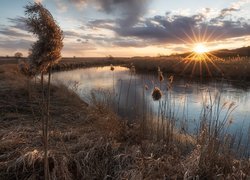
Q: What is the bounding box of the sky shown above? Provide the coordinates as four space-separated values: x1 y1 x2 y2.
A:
0 0 250 57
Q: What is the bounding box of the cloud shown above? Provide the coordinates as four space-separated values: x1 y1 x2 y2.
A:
67 0 150 27
64 30 81 37
55 0 68 12
64 28 149 48
211 0 250 22
210 7 239 23
112 39 147 47
87 19 116 30
81 0 250 45
7 17 28 31
94 0 150 26
114 14 206 44
0 28 30 38
0 17 32 40
0 17 31 38
0 39 33 55
232 0 250 9
69 4 250 48
34 0 43 3
88 12 250 45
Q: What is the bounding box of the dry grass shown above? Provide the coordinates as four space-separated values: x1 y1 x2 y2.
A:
0 64 250 179
2 55 250 80
125 56 250 80
52 55 250 81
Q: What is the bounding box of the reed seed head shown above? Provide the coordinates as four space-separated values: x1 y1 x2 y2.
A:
130 65 136 74
110 64 114 71
152 87 162 101
169 75 174 84
228 118 233 125
158 71 164 82
157 66 161 73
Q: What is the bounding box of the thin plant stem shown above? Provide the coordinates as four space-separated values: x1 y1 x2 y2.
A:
44 67 51 180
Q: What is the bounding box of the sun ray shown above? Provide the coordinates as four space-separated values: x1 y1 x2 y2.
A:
203 58 212 77
191 60 198 77
191 28 199 43
201 26 208 42
171 24 226 79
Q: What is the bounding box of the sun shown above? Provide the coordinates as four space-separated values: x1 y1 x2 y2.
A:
193 43 208 54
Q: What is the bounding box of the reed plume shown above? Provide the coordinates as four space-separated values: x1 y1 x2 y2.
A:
152 87 162 101
110 64 114 71
130 65 136 74
169 75 174 84
158 71 164 82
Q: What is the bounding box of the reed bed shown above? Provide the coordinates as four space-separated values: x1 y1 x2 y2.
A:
1 63 250 179
83 63 250 178
2 55 250 80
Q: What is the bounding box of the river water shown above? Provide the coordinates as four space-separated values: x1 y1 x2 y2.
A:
52 66 250 147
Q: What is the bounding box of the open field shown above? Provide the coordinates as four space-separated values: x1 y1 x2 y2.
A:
1 63 250 179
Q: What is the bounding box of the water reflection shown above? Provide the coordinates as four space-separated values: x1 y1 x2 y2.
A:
52 66 250 140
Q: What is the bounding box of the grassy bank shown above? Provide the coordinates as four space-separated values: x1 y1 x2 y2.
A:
2 55 250 81
125 56 250 80
52 56 250 81
0 63 250 179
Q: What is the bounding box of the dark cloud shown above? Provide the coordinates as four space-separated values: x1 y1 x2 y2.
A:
114 14 206 44
211 7 240 23
64 31 80 37
220 7 239 18
0 17 30 38
68 0 150 27
0 39 32 50
95 0 150 26
87 19 115 30
113 13 250 44
66 10 250 48
85 11 250 45
112 40 147 47
7 17 28 31
2 2 250 52
64 29 149 48
0 27 30 38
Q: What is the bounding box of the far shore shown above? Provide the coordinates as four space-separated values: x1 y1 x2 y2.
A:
1 55 250 81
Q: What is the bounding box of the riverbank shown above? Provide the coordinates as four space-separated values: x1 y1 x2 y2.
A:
0 63 250 179
54 56 250 81
2 56 250 81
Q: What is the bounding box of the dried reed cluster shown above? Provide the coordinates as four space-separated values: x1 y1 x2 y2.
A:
25 2 63 73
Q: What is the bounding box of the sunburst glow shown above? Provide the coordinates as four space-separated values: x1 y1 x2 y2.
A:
172 29 224 78
193 43 208 54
